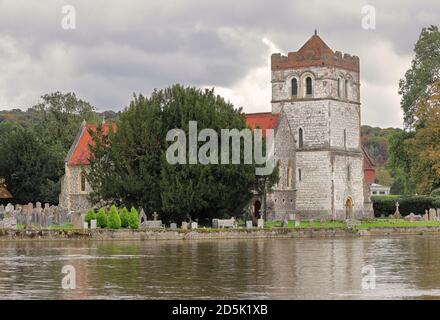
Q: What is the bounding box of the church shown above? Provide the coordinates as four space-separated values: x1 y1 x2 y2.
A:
59 32 374 220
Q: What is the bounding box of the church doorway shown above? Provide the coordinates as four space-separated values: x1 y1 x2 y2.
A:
345 197 353 220
254 200 262 220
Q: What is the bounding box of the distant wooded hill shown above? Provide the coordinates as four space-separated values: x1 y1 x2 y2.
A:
0 108 120 127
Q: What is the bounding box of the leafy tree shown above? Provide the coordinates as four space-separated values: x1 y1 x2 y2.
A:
119 207 130 228
96 208 108 228
85 209 97 226
31 91 99 150
0 127 63 203
88 85 262 223
107 205 122 229
399 25 440 128
128 207 139 229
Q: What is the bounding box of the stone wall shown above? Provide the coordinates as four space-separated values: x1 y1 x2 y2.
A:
59 164 92 213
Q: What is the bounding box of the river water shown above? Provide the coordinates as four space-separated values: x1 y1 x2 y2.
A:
1 236 440 299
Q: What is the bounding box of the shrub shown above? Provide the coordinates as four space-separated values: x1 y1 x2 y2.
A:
96 208 108 228
108 205 122 229
85 209 96 226
431 188 440 197
119 207 130 228
128 207 139 229
372 195 439 217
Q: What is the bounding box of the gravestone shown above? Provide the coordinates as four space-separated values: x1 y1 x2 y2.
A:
257 219 264 229
213 217 236 228
295 214 301 227
170 223 177 230
190 222 198 229
423 213 429 221
72 212 85 229
83 222 88 229
288 213 295 221
283 219 289 228
429 208 437 221
393 202 401 219
181 222 188 230
33 202 42 226
90 219 97 229
138 209 147 227
246 220 253 229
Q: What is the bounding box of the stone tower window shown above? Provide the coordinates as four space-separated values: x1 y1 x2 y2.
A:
345 79 349 100
343 129 347 148
337 78 341 98
287 160 292 189
298 128 304 148
306 77 313 95
291 78 298 97
298 168 302 182
80 172 86 192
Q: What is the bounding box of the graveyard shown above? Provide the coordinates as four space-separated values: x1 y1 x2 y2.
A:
2 201 440 241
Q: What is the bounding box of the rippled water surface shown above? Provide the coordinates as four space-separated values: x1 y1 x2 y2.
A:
1 236 440 299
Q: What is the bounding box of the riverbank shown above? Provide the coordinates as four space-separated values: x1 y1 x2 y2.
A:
1 225 440 241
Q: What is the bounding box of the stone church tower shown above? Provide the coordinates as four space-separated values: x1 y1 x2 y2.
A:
270 32 366 219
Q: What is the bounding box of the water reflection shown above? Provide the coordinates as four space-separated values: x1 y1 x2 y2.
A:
1 236 440 299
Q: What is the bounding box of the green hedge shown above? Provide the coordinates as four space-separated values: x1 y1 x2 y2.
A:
372 195 440 217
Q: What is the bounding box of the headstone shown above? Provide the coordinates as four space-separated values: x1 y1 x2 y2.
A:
5 203 14 214
90 219 97 229
295 214 301 227
423 213 429 221
320 217 326 224
405 213 416 222
72 212 85 229
213 217 236 228
152 212 158 221
429 208 437 221
170 223 177 230
257 219 264 229
288 213 295 221
246 220 253 229
283 219 289 228
393 202 401 219
181 222 188 230
191 222 198 229
83 222 88 229
138 208 147 227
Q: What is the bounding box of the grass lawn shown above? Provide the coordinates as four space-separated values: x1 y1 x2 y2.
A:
264 219 440 229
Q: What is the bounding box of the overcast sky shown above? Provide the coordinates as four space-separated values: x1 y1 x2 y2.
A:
0 0 438 128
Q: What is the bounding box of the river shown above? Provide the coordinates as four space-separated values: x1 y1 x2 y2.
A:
1 236 440 299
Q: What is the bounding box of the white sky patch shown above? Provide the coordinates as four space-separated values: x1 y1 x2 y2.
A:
205 37 280 113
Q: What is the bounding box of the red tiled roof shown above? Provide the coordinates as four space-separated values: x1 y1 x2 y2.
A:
297 34 334 57
67 123 115 166
245 112 280 136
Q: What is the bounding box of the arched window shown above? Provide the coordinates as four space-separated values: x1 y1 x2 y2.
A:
298 128 304 149
287 160 292 189
298 169 302 182
345 79 349 99
337 78 341 98
343 129 347 148
80 172 86 192
306 77 313 95
291 78 298 97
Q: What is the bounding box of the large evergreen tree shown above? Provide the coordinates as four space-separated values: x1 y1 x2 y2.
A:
0 127 63 203
87 85 276 223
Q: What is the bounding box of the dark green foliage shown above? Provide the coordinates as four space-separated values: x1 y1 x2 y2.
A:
119 207 130 228
0 127 63 204
128 207 139 229
96 208 108 228
372 195 440 217
85 209 96 226
88 85 263 223
431 188 440 197
399 25 440 128
107 205 122 229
